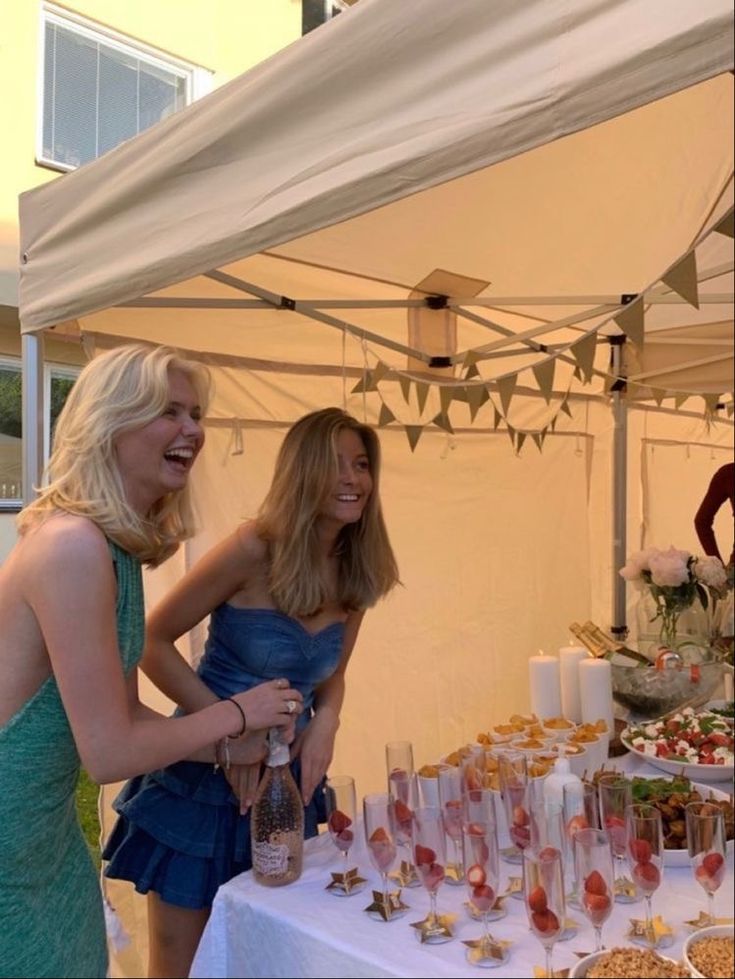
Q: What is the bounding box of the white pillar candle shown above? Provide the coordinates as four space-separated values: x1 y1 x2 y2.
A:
528 651 561 720
578 657 615 736
558 643 588 723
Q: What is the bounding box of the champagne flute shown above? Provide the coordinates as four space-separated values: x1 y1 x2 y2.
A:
461 819 508 967
386 741 419 887
625 803 664 946
325 775 363 895
438 763 465 884
412 806 453 943
563 780 600 907
597 773 636 902
524 845 566 979
497 750 532 895
363 792 407 921
686 801 727 925
574 827 614 951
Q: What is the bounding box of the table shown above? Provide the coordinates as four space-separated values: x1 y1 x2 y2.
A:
190 755 734 978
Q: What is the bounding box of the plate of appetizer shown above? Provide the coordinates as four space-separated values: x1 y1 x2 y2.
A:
621 707 734 782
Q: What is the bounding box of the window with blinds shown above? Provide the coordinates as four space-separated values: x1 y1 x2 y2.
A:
40 9 196 171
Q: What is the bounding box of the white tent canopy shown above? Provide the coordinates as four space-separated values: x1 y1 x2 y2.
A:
17 0 735 794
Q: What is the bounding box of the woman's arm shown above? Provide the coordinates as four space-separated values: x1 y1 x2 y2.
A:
293 609 365 805
26 518 300 783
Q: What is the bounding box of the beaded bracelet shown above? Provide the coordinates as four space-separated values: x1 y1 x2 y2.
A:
226 697 247 738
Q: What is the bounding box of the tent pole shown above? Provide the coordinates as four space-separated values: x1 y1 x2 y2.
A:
610 337 627 636
21 332 44 505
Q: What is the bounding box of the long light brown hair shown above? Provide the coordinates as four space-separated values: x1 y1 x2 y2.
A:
17 344 210 566
256 408 399 616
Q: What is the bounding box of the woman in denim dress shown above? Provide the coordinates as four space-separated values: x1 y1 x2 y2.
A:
103 407 400 978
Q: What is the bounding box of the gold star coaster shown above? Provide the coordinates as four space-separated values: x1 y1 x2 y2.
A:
559 916 579 941
503 876 523 897
532 967 569 978
445 861 464 884
388 860 419 888
410 912 457 943
463 934 511 966
364 888 409 921
628 915 674 948
613 875 637 900
464 897 507 922
684 911 735 930
325 866 367 894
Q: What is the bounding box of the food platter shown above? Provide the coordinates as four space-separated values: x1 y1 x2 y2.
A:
620 728 735 782
663 781 733 867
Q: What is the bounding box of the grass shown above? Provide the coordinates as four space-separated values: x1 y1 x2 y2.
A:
76 768 102 869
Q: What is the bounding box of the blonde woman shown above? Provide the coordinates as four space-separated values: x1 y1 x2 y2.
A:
0 345 302 979
104 407 400 979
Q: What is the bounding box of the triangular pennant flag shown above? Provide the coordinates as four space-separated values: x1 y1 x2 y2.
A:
703 393 720 413
466 384 489 421
405 425 423 452
371 360 390 385
560 398 573 418
532 433 543 452
432 412 454 434
516 432 527 454
713 212 734 238
573 365 582 382
651 388 666 406
464 350 481 369
464 362 480 379
399 375 412 404
505 423 516 447
378 403 395 427
674 392 689 410
614 300 645 347
415 381 430 415
439 385 454 415
496 374 518 416
550 415 558 432
493 406 502 430
570 332 597 383
351 370 373 394
662 251 699 309
532 358 556 404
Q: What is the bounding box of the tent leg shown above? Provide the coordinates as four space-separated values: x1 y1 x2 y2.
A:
610 338 627 636
21 332 44 505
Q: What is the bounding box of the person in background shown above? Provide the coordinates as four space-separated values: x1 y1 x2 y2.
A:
103 406 400 979
694 461 734 569
0 345 302 979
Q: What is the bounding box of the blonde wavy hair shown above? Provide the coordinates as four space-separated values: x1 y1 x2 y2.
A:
256 408 399 616
17 343 210 566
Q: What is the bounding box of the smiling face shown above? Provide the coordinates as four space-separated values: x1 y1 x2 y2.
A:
114 368 204 514
319 427 373 529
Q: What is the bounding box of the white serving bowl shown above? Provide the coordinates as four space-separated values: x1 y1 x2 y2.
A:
570 948 687 978
683 923 735 979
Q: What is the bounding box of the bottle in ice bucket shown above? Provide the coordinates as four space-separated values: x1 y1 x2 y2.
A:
251 728 304 886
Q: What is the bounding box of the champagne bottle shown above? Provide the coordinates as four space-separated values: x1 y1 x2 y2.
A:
251 728 304 886
569 621 652 668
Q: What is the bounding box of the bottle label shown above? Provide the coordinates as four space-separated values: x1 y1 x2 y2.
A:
252 840 289 877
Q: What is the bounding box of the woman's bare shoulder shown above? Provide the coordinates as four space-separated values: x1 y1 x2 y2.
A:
234 520 269 564
23 513 108 565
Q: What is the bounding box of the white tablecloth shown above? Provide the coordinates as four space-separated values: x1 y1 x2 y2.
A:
190 755 734 979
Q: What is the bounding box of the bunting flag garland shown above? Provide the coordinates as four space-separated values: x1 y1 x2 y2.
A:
466 383 489 421
661 251 699 309
351 370 372 394
464 362 480 379
463 349 482 369
506 423 516 448
399 374 412 404
531 431 546 452
570 333 597 383
573 364 582 381
415 381 430 415
493 405 503 430
432 412 454 434
674 392 689 409
713 211 734 238
405 425 423 452
614 299 645 347
532 358 556 404
560 398 573 418
515 431 527 454
651 388 666 406
371 360 390 385
439 385 454 415
378 403 395 427
496 374 517 416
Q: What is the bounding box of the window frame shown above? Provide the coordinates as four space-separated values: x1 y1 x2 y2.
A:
0 356 81 511
37 2 212 173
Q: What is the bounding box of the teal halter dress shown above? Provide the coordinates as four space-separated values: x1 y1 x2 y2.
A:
0 542 144 979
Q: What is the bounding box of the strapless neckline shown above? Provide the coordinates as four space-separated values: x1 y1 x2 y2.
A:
220 605 345 640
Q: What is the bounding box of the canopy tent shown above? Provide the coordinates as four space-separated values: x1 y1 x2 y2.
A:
17 0 734 792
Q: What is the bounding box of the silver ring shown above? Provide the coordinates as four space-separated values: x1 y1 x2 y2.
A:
276 678 289 690
285 699 297 715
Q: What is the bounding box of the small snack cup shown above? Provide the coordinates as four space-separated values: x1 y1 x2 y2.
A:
542 716 577 743
417 764 440 807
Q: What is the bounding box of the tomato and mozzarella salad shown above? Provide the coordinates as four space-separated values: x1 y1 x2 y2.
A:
626 707 733 766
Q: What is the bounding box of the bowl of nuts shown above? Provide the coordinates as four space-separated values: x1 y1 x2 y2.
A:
682 924 734 979
569 947 690 978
